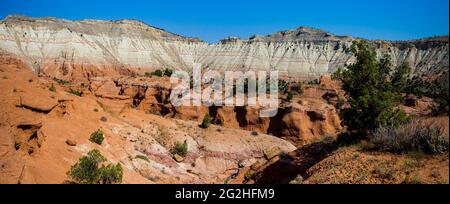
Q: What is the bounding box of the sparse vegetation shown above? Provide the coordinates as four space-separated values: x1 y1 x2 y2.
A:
135 155 150 162
244 170 255 180
372 166 395 180
291 82 304 95
53 77 70 85
278 79 288 93
200 112 212 128
145 68 174 77
171 140 188 157
152 69 163 77
286 92 294 102
402 175 423 184
89 129 104 145
307 79 319 85
67 89 82 96
163 68 173 76
49 83 56 92
66 149 123 184
403 75 449 115
362 122 449 155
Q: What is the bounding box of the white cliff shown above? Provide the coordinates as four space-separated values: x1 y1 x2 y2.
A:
0 15 448 79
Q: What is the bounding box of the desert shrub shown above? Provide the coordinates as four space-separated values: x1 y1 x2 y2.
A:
67 89 82 96
401 176 423 184
307 79 319 85
200 113 212 128
53 77 69 85
171 140 188 157
278 79 288 93
49 83 56 92
403 75 449 115
363 122 449 155
286 92 294 102
403 75 440 97
244 170 255 180
89 129 104 145
163 68 173 77
332 40 410 137
151 69 163 77
66 149 123 184
433 96 449 115
291 82 304 95
135 155 149 162
97 163 123 184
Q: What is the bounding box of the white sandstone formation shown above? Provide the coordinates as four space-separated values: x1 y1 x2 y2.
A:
0 15 448 79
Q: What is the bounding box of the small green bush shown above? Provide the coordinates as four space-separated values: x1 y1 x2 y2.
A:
171 140 188 157
151 69 163 77
68 89 82 96
287 92 294 102
135 155 149 162
49 83 56 92
53 77 70 85
66 149 123 184
244 170 255 180
90 129 104 145
200 113 212 128
403 75 449 116
278 80 288 93
363 122 449 155
163 68 173 77
97 163 123 184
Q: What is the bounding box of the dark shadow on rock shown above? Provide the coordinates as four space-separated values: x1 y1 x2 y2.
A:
254 140 338 184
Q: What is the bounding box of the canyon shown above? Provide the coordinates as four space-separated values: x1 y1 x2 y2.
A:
0 15 448 184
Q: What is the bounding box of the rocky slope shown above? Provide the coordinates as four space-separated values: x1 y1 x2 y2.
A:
0 15 448 80
0 54 296 183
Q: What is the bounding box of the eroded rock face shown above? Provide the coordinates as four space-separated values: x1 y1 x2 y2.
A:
105 75 343 146
0 58 296 184
0 15 447 79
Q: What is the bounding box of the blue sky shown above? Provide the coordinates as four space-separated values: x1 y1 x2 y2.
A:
0 0 448 43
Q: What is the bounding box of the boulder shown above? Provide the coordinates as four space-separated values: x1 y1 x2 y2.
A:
173 154 184 162
65 139 77 146
17 95 58 112
264 146 281 160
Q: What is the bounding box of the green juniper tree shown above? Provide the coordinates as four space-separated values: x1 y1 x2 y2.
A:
333 40 409 137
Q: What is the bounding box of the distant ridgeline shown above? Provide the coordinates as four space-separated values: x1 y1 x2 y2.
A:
0 15 448 80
